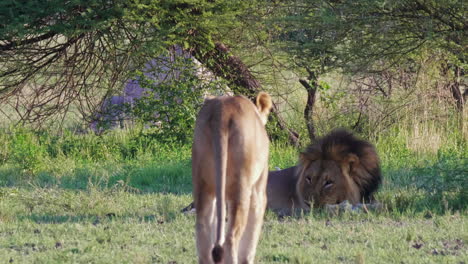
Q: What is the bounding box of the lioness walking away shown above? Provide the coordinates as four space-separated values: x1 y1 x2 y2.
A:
192 93 272 264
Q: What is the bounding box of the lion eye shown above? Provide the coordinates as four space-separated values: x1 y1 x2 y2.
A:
323 180 334 189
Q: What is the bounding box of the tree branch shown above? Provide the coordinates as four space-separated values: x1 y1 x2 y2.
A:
191 42 300 145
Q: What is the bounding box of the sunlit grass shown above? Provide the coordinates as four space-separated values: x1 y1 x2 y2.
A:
0 187 466 263
0 127 466 263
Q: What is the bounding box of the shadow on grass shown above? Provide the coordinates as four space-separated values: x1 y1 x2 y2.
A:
376 188 466 215
378 155 467 214
19 213 183 224
0 159 193 195
19 214 98 224
1 152 466 216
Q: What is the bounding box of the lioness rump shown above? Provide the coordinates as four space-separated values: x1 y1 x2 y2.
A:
192 93 272 264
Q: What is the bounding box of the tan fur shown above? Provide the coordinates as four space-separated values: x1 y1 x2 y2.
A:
192 92 272 264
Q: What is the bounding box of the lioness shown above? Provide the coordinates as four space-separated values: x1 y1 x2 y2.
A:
192 93 272 264
187 129 382 217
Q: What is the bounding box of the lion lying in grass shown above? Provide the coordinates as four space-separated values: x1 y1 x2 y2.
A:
185 129 382 217
268 129 382 215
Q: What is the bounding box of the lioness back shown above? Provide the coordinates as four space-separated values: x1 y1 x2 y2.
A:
192 93 272 264
193 96 270 184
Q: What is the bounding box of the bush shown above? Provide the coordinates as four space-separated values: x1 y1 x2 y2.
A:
7 128 46 171
125 57 225 144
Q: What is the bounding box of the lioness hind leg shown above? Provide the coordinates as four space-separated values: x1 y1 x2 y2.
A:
195 191 216 264
238 168 268 264
224 190 251 264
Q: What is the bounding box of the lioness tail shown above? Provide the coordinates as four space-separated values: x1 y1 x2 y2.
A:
211 107 228 263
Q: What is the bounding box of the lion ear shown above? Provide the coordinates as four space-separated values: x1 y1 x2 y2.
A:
300 151 320 164
255 92 272 125
345 153 360 172
295 160 311 210
299 153 313 167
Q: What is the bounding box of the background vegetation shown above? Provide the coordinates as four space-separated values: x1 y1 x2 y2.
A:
0 0 466 263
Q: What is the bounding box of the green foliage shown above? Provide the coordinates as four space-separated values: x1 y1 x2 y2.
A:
0 0 246 52
289 0 466 71
124 58 224 144
5 129 45 170
0 0 125 39
265 113 295 144
267 1 347 76
261 0 466 95
0 0 252 124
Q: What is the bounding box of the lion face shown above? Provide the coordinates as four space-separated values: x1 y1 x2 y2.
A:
295 129 382 208
298 158 360 207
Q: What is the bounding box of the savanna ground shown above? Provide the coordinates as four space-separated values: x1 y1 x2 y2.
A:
0 127 466 264
1 1 467 263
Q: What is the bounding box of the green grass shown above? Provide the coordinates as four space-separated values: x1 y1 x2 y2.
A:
0 128 466 263
0 188 466 263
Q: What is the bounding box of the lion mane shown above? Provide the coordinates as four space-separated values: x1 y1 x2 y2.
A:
296 129 382 208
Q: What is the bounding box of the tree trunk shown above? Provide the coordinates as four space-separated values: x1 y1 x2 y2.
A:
442 63 465 112
299 70 318 142
449 66 465 112
191 42 300 145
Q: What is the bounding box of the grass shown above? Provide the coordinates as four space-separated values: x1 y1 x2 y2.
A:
0 188 466 263
0 127 466 263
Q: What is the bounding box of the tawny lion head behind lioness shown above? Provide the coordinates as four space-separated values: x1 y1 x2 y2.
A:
296 129 382 208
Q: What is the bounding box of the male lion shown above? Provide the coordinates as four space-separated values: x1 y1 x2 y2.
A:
192 92 272 264
186 129 382 217
268 129 382 214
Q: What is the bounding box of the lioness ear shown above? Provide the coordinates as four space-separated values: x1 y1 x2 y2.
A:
255 92 272 125
345 153 360 172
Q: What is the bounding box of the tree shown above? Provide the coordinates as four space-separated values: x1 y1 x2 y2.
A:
0 0 302 144
263 0 466 139
315 0 467 110
267 1 349 141
0 0 244 125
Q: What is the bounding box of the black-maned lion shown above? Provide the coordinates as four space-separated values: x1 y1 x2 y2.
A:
267 129 382 214
192 92 272 264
